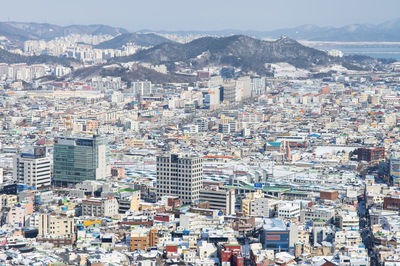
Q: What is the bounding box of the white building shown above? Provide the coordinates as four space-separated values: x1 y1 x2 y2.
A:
277 201 301 218
131 81 152 96
13 146 51 188
250 198 278 217
337 211 359 229
179 212 221 231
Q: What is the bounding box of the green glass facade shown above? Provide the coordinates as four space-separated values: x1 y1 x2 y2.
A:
53 135 108 185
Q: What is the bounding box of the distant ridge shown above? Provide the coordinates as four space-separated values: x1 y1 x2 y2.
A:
2 18 400 47
94 33 174 49
0 21 128 47
147 18 400 42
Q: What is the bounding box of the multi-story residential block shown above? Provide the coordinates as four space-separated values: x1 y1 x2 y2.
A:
38 213 75 238
250 198 279 217
300 206 335 223
81 197 119 217
130 228 158 251
131 81 152 96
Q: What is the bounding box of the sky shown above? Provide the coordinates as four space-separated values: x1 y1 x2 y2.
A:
1 0 400 31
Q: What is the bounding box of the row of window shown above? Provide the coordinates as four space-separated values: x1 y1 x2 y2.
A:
157 168 202 172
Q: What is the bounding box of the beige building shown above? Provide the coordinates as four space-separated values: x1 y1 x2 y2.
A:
199 187 235 215
38 213 75 238
81 197 119 217
118 190 140 213
241 190 264 216
1 194 18 209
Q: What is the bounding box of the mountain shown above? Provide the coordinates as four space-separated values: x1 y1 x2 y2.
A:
95 33 174 49
0 22 128 47
68 63 195 84
0 48 78 66
57 35 387 83
150 18 400 42
260 22 400 42
113 35 337 74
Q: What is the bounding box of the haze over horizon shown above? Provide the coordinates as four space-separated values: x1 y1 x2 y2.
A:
1 0 400 31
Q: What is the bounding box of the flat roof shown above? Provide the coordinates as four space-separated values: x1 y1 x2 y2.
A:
262 218 287 231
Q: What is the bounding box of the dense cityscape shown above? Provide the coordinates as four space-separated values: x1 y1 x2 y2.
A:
1 2 400 266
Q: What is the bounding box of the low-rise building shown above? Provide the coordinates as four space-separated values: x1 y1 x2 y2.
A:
81 196 119 217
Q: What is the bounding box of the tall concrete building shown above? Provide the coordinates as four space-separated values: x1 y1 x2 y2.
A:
390 154 400 186
251 77 266 96
13 146 51 188
156 154 203 205
131 81 152 96
53 135 110 185
200 187 235 215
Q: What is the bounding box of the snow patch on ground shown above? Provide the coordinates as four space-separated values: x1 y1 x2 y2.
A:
316 64 349 73
267 63 310 78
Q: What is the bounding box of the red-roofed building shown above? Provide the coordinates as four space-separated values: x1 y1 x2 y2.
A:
218 244 244 266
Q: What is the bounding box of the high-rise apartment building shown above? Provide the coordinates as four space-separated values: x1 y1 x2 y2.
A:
131 81 152 96
53 135 110 185
390 153 400 186
357 147 385 162
13 146 51 188
156 154 203 205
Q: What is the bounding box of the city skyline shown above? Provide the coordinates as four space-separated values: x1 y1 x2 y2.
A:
1 0 400 31
1 1 400 264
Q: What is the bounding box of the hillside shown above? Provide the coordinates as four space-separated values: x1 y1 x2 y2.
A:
95 33 174 49
68 63 195 84
113 35 337 75
0 48 78 66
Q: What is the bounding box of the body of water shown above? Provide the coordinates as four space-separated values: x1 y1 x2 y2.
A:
306 42 400 61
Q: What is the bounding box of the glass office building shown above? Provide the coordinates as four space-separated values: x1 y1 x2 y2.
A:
53 135 110 185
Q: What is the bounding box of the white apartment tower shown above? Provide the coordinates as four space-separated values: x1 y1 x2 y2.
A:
13 146 51 188
131 81 152 96
156 154 203 205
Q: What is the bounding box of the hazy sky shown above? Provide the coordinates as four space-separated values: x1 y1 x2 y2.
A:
2 0 400 31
